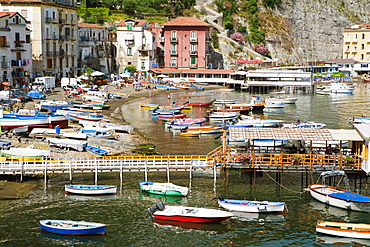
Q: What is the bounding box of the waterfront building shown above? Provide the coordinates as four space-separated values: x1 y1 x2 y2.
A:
343 24 370 63
159 17 212 69
115 19 156 75
0 12 32 88
78 22 113 74
0 0 79 82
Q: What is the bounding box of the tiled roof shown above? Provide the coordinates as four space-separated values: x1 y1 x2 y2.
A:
344 23 370 30
78 23 105 29
117 19 147 27
161 17 212 27
0 12 17 17
326 59 358 63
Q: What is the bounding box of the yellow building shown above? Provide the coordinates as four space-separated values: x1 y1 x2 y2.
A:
0 0 79 82
343 24 370 62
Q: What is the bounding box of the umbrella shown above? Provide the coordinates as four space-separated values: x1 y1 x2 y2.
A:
120 74 130 78
76 88 85 92
156 74 169 78
91 71 104 77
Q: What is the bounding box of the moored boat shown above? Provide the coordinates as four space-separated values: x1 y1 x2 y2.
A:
216 195 285 213
65 185 117 195
148 202 233 223
186 102 213 107
309 170 370 212
316 220 370 239
39 220 106 235
139 181 188 196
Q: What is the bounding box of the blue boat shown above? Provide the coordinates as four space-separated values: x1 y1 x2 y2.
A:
86 145 109 156
39 220 106 235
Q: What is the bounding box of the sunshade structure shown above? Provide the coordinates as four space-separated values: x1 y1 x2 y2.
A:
91 71 105 77
156 74 169 78
228 127 363 142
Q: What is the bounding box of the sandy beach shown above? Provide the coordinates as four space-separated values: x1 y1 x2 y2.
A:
14 81 223 156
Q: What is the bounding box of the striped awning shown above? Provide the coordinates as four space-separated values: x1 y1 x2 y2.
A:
228 127 363 142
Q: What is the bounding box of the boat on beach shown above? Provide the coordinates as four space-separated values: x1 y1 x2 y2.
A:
316 220 370 239
148 202 233 223
39 220 106 235
309 170 370 212
65 185 117 195
86 145 109 156
139 181 189 197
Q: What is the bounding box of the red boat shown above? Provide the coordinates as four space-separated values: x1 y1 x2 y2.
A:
148 202 233 223
186 102 213 107
158 114 186 120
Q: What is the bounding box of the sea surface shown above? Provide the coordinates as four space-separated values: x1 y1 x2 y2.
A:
1 84 370 246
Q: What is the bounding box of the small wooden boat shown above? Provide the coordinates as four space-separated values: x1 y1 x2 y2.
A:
141 103 159 108
39 220 106 235
208 112 239 121
309 170 370 212
180 132 200 137
186 102 213 107
316 220 370 239
216 195 285 213
139 181 189 196
86 145 108 156
65 185 117 195
158 114 187 120
186 126 223 134
148 202 233 223
213 99 238 105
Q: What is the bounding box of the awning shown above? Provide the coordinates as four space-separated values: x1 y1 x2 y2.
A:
71 67 81 71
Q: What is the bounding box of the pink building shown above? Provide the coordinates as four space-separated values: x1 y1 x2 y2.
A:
159 17 211 69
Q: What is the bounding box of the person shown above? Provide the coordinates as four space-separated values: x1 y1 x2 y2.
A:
325 144 332 155
54 125 61 135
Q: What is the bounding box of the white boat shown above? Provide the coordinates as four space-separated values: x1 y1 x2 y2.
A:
47 138 88 151
213 99 238 105
0 147 50 159
264 98 286 108
208 112 239 121
309 170 370 212
282 120 326 128
316 221 370 239
348 116 370 125
148 202 233 223
139 181 188 197
65 185 117 195
79 120 134 134
321 82 354 94
238 116 283 127
281 97 298 104
216 196 285 213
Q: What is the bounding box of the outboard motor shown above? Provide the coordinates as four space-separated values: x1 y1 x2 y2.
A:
148 201 165 214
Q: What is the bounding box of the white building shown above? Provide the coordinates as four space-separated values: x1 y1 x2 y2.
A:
78 22 112 74
0 12 32 88
115 19 156 74
0 0 79 82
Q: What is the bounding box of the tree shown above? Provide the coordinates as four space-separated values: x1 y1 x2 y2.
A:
253 43 268 56
125 65 137 75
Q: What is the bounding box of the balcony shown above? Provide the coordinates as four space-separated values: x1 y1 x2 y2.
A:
190 64 197 68
170 37 177 43
45 17 52 23
11 60 28 66
190 37 197 42
171 63 177 67
14 41 24 47
52 18 58 24
170 50 177 55
0 26 11 31
190 50 198 55
1 62 10 68
0 42 10 48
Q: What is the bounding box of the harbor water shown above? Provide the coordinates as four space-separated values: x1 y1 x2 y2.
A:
1 84 370 246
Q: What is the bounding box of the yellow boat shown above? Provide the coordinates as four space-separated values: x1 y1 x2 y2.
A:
179 132 200 137
141 103 159 108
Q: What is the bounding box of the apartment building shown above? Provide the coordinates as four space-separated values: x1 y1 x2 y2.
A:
159 17 211 69
0 0 78 83
343 24 370 62
115 19 156 74
0 12 32 88
78 22 113 74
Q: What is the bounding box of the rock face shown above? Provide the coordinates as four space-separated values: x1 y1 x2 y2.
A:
197 0 370 64
270 0 370 62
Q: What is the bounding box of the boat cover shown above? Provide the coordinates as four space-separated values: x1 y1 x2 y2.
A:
47 138 87 151
329 191 370 202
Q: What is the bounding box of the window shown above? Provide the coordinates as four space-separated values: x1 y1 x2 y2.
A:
362 33 365 39
127 22 133 30
171 31 177 40
127 47 132 56
354 34 358 40
26 35 30 43
66 57 69 67
362 44 365 49
190 31 197 41
191 57 196 65
171 44 176 54
141 61 145 70
171 58 177 67
361 54 364 60
21 10 27 18
190 44 196 53
47 59 52 68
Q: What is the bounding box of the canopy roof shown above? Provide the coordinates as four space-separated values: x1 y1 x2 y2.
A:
228 127 363 142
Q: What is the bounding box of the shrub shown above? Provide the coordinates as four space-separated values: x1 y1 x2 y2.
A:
230 32 244 43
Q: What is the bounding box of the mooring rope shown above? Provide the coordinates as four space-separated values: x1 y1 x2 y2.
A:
260 169 306 194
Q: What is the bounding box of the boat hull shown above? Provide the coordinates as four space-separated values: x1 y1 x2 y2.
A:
316 221 370 239
65 185 117 195
152 215 231 223
309 184 370 212
218 199 285 213
139 181 188 196
40 220 106 235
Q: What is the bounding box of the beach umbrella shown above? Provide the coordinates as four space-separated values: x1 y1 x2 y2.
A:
156 74 169 78
120 74 130 78
91 71 104 76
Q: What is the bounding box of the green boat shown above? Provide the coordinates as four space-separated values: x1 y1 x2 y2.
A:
139 181 189 197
